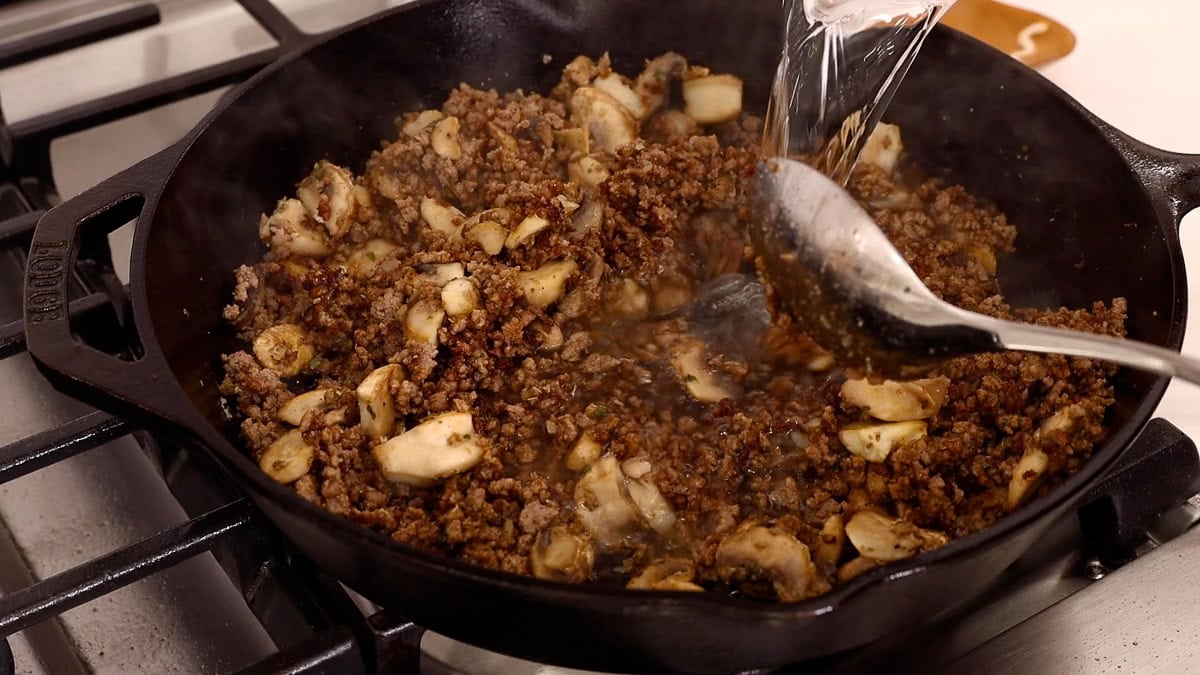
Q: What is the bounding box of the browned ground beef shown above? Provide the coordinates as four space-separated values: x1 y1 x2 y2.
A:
219 53 1124 601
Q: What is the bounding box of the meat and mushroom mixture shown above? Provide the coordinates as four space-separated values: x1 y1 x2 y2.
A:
220 52 1126 601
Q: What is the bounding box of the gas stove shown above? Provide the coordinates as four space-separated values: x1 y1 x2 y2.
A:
2 1 1199 673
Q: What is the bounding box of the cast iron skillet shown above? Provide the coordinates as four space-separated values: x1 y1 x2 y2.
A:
21 0 1200 672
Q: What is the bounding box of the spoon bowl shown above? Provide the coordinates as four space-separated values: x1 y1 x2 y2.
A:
750 157 1200 383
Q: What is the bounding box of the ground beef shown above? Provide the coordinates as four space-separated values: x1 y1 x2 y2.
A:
219 53 1124 601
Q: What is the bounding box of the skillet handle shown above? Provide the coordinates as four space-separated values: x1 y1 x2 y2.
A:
1100 127 1200 224
24 143 192 430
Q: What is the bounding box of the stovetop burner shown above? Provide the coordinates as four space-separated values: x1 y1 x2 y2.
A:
1 3 1199 673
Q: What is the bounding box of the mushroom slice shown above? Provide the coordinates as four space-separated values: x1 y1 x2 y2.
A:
356 364 403 438
296 161 357 238
260 429 315 484
431 115 463 159
402 109 446 137
562 54 596 87
530 527 595 583
464 220 508 255
253 324 316 377
569 87 637 153
592 72 646 118
260 198 330 257
554 127 590 154
814 514 846 567
405 300 445 346
838 420 927 463
839 377 949 421
568 156 610 188
716 525 816 602
278 388 346 426
633 52 687 115
487 121 519 152
625 473 677 535
505 214 552 249
860 122 903 174
844 510 946 562
1007 449 1050 509
518 260 578 308
571 196 603 234
373 412 484 486
441 278 479 317
628 558 703 592
420 198 465 237
422 262 465 287
346 238 399 278
682 74 744 124
575 455 643 550
565 431 603 471
607 279 649 319
671 340 737 403
837 556 884 582
531 321 564 351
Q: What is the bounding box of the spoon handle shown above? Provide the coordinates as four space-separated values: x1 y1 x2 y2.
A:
969 313 1200 385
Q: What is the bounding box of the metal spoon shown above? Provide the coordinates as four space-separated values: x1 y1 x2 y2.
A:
749 156 1200 382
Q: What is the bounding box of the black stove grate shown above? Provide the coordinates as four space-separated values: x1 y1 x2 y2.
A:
1 3 1199 674
0 3 425 673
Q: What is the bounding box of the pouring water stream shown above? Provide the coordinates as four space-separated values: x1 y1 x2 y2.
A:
753 0 1200 384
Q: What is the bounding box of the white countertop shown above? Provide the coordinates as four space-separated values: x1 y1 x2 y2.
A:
1008 0 1200 441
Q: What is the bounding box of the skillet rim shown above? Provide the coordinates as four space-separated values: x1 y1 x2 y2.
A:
126 0 1179 620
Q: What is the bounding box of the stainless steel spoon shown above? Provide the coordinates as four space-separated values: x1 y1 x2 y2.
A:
749 156 1200 382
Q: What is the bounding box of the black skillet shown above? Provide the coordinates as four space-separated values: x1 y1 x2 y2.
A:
21 0 1200 672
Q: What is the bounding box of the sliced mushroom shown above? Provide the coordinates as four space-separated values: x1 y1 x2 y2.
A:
373 412 484 486
431 115 463 159
633 52 687 115
607 279 649 319
530 526 595 583
278 388 347 426
575 455 643 550
346 239 400 278
839 377 949 421
554 127 590 154
405 299 445 346
568 156 610 188
487 121 519 152
844 510 946 562
716 525 815 602
565 431 603 471
260 429 315 484
420 198 465 237
837 556 884 582
682 74 744 125
1007 449 1050 509
860 122 903 174
562 54 596 87
296 161 358 239
814 514 846 567
569 87 637 153
627 558 703 592
464 220 508 255
838 420 927 463
441 278 479 317
505 214 552 249
965 242 998 275
253 324 316 377
592 72 646 118
625 472 676 535
571 197 604 234
1039 404 1085 437
260 198 331 257
356 364 403 438
518 260 578 308
402 109 446 137
422 262 465 287
671 341 737 403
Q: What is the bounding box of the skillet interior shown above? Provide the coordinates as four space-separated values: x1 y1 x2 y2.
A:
132 0 1181 670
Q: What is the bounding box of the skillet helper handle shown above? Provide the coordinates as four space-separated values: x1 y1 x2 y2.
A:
1101 130 1200 223
24 145 183 425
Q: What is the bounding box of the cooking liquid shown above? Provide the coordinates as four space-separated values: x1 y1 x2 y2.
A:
764 0 954 184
